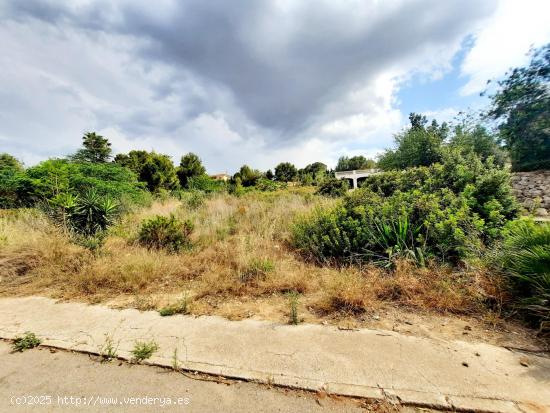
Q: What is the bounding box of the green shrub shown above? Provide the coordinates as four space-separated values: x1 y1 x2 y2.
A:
180 190 205 210
496 219 550 329
361 150 518 241
293 188 483 266
255 178 286 192
138 215 193 252
240 258 275 283
315 178 349 198
187 175 225 193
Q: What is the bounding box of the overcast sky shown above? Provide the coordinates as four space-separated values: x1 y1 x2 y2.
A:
1 0 549 173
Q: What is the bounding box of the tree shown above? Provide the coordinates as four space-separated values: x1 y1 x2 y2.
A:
114 150 150 174
274 162 298 182
233 165 261 187
377 113 447 170
265 169 274 180
177 152 206 188
0 153 25 208
303 162 327 178
335 156 376 172
298 162 327 185
486 43 550 171
115 150 179 192
0 153 23 171
450 124 507 166
71 132 112 163
141 153 179 192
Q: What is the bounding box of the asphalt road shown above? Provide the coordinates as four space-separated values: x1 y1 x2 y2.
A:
0 341 374 413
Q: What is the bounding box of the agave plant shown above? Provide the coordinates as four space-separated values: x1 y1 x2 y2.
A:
44 190 119 246
368 215 427 267
498 219 550 332
68 190 119 236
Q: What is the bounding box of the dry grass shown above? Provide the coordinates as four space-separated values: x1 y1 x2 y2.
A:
0 190 507 323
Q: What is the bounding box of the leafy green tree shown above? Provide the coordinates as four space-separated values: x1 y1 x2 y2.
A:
233 165 261 187
303 162 327 176
378 113 447 170
486 43 550 171
265 169 274 180
114 150 150 174
0 153 25 208
335 156 376 171
141 153 179 192
450 124 507 166
71 132 112 163
0 153 23 171
177 152 206 188
298 162 327 185
115 150 179 192
274 162 298 182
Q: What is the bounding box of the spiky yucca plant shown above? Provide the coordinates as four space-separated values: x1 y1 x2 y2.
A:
498 219 550 332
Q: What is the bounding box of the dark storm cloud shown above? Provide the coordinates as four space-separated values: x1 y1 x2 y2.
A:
2 0 497 137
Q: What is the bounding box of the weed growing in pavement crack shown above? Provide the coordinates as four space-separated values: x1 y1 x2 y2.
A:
287 291 300 325
132 339 159 362
99 333 119 361
172 347 179 370
12 331 41 352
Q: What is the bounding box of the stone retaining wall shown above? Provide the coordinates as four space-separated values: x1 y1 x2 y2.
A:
511 170 550 216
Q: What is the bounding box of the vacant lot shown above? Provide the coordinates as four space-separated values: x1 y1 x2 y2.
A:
1 189 542 348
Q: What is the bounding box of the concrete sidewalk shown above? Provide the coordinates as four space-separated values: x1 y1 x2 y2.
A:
0 296 548 413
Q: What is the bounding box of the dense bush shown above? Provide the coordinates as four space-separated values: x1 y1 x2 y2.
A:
315 177 349 198
295 152 518 266
361 150 518 240
495 219 550 329
293 188 483 265
179 190 206 210
186 175 225 193
255 178 286 192
3 159 150 208
138 215 193 252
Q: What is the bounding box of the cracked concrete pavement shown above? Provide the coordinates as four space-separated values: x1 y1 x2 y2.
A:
0 296 548 412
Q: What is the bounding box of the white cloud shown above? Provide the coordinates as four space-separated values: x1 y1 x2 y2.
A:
0 0 523 172
460 0 550 96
